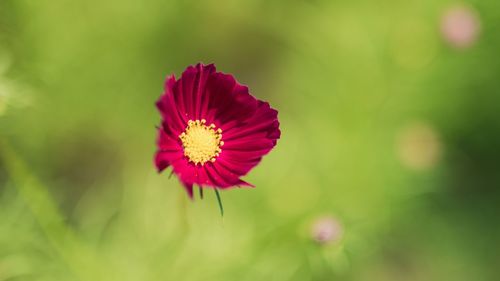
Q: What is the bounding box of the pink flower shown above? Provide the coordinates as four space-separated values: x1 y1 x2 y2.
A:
311 216 343 245
396 122 442 171
441 5 480 49
154 63 280 197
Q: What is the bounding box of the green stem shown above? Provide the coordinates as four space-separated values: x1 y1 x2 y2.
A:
199 185 204 199
0 139 98 280
214 188 224 216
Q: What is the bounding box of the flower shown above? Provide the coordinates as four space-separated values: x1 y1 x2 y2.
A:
396 122 442 171
440 5 480 49
154 63 280 197
311 216 343 245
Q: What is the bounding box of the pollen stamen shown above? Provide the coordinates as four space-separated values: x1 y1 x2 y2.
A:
179 119 223 165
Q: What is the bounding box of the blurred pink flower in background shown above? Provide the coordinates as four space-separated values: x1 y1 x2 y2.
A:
397 122 442 171
311 216 343 245
440 5 481 49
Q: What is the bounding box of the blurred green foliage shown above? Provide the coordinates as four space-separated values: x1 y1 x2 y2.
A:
1 0 499 280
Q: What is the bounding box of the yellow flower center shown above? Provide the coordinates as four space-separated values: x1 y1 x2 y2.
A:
179 119 224 165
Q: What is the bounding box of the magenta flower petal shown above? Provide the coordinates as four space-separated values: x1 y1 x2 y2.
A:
205 165 234 188
154 63 280 196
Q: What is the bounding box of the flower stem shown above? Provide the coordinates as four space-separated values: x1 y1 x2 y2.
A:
199 185 204 199
0 139 99 280
214 188 224 216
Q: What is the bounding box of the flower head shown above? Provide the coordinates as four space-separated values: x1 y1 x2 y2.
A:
311 216 343 245
441 5 480 49
155 63 280 197
396 122 442 171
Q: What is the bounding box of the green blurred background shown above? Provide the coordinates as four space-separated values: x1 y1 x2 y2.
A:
1 0 499 280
